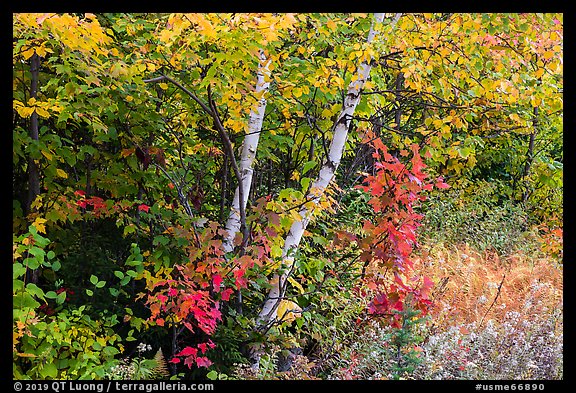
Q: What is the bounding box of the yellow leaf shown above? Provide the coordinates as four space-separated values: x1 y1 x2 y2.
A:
290 171 300 181
534 68 545 79
290 210 303 222
159 83 168 90
35 46 47 58
41 150 53 160
16 352 37 358
35 107 50 118
56 168 68 178
277 299 302 323
326 19 337 30
292 87 302 98
22 47 36 60
288 276 305 294
16 106 35 118
32 217 48 234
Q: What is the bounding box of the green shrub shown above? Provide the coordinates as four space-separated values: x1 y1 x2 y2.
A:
418 179 540 256
13 225 126 379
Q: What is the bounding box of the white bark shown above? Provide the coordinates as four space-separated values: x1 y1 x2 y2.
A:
257 13 401 327
223 50 271 254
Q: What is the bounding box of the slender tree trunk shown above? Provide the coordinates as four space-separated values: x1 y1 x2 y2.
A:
27 53 41 215
394 73 404 131
522 106 538 202
26 52 41 285
256 13 398 333
222 50 271 254
219 154 229 223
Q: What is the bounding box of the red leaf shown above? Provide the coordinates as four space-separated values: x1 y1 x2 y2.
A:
421 276 434 298
198 343 207 353
184 355 196 369
74 190 86 196
167 287 178 297
221 288 234 301
435 177 450 189
169 357 181 364
176 346 198 358
212 274 223 292
138 204 150 212
183 321 194 333
156 294 168 303
156 318 165 327
196 356 212 368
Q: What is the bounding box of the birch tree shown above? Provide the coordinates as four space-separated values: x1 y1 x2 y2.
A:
222 50 271 255
256 12 401 330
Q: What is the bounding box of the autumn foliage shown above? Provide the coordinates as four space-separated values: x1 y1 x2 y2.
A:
13 12 561 381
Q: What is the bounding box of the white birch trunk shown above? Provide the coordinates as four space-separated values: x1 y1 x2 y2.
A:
256 13 400 327
223 50 271 254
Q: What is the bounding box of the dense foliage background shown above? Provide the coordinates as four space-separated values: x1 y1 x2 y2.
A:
13 13 562 380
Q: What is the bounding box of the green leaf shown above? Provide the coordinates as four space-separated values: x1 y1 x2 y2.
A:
95 280 106 288
302 160 317 175
56 291 67 305
45 291 58 299
86 289 94 297
13 263 27 279
90 275 98 285
40 363 58 379
52 260 61 272
103 346 120 356
26 283 45 300
114 271 124 279
153 235 169 246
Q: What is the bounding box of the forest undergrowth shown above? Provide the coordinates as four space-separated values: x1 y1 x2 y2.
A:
263 242 563 380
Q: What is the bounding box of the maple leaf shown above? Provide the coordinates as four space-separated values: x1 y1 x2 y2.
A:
212 274 223 292
175 346 198 358
32 217 48 234
220 288 234 301
184 355 196 369
167 287 178 297
196 356 212 368
420 276 434 298
138 204 150 212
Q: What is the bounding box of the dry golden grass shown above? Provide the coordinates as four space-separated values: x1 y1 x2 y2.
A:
413 242 563 332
